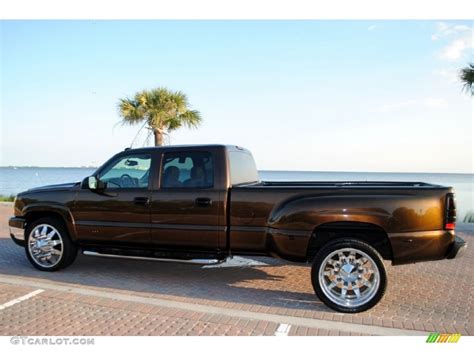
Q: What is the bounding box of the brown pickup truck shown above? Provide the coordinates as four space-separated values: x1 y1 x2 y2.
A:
8 144 466 312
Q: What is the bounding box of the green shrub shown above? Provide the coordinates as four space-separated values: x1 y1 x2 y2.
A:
0 195 15 202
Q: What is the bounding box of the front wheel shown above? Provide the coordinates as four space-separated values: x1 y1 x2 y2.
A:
25 217 77 271
311 239 387 313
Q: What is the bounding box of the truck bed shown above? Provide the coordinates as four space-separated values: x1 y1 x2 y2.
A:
256 180 443 188
228 180 453 262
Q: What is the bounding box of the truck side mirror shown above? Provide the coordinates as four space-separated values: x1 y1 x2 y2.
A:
83 176 106 191
88 176 98 190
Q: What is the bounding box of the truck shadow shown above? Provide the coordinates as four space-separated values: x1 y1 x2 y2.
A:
0 239 329 312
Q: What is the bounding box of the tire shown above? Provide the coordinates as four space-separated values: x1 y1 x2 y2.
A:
25 217 78 271
311 238 387 313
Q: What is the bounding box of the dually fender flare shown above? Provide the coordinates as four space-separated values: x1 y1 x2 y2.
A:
266 194 391 232
22 203 78 241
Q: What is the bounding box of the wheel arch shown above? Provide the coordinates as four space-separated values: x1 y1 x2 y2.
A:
23 205 77 242
307 221 393 262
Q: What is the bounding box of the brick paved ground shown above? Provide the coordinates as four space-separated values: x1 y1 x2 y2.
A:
0 204 472 336
0 284 282 336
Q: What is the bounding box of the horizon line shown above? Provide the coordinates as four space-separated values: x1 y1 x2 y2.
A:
0 166 473 175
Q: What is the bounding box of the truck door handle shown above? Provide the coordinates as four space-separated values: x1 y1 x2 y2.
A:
134 197 149 205
195 197 212 207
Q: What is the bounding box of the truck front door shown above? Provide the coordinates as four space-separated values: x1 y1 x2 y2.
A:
73 152 154 246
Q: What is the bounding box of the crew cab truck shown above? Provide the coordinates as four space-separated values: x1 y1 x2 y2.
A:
9 145 466 312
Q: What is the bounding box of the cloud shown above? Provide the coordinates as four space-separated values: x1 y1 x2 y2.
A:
378 97 448 112
422 97 448 109
431 22 472 61
379 100 416 113
434 68 460 83
368 25 377 31
431 22 470 41
439 35 472 60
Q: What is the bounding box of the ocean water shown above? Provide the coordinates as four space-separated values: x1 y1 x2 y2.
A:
0 167 472 221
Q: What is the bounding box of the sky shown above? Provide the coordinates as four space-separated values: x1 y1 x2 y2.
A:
0 20 472 172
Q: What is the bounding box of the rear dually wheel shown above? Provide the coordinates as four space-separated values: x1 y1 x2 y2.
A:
311 239 387 313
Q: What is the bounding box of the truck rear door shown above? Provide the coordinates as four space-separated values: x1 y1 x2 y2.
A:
149 148 226 251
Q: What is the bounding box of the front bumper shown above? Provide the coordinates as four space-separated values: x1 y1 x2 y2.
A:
446 235 467 259
8 217 26 247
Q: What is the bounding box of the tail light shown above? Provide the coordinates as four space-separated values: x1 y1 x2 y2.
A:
445 193 456 230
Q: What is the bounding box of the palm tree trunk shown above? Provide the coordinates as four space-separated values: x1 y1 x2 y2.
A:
153 130 164 146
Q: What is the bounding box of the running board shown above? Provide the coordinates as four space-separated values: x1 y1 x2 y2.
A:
82 250 225 265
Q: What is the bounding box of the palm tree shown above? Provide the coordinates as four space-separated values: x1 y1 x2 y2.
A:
459 63 473 96
118 87 202 146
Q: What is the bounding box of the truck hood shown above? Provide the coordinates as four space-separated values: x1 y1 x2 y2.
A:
25 182 80 194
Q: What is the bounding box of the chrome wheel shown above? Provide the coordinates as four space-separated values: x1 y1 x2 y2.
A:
318 248 380 308
27 224 63 268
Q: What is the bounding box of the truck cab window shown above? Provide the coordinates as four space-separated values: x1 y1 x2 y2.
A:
161 151 214 188
228 150 259 185
99 154 151 189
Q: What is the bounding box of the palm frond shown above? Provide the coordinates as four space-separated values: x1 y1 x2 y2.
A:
178 109 202 128
118 98 143 125
460 63 474 95
166 117 184 131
